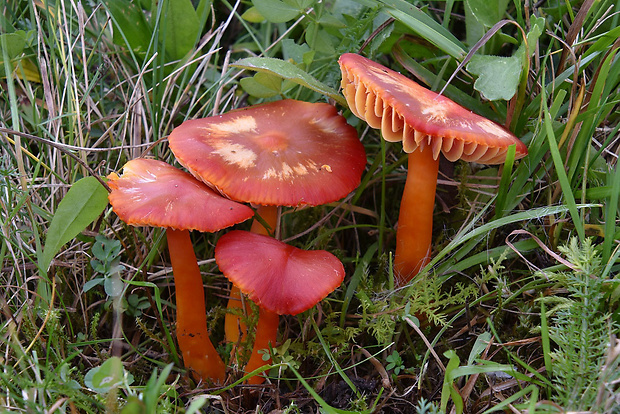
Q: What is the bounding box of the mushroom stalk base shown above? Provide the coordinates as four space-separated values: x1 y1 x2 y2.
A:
167 229 226 383
394 149 439 286
244 307 279 384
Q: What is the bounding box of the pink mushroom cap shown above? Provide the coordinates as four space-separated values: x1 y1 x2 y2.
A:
339 53 528 163
167 99 367 206
215 230 345 315
107 158 254 231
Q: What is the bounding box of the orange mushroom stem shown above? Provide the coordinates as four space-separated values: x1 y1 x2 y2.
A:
167 229 226 382
394 148 439 285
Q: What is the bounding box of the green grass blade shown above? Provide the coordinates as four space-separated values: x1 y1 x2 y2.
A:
539 299 553 376
604 165 620 263
340 242 378 328
481 384 538 414
493 144 516 220
541 92 585 241
231 57 346 105
377 0 466 59
311 318 358 396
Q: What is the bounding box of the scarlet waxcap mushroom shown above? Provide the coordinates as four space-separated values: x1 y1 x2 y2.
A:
107 158 254 383
107 158 254 231
215 230 345 316
167 99 367 206
338 53 528 163
338 53 528 285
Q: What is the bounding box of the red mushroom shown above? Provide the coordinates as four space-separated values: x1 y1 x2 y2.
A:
338 53 528 286
107 158 254 383
215 230 345 383
168 99 366 382
215 230 346 315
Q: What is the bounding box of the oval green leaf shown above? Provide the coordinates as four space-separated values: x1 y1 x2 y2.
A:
40 176 109 272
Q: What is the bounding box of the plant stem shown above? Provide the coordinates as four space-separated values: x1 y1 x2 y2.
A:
167 229 226 383
394 149 439 286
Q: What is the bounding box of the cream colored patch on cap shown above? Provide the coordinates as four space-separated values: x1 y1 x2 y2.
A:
420 101 449 124
208 116 257 135
211 140 257 169
262 162 310 181
477 119 510 137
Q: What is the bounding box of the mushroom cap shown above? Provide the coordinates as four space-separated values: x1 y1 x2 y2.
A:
214 230 345 315
107 158 254 231
338 53 528 164
168 99 367 206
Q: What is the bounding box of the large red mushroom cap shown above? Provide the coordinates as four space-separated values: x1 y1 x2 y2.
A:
167 99 366 206
107 158 254 231
338 53 528 163
214 230 345 315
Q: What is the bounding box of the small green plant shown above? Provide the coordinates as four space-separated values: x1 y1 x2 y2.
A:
385 350 405 375
85 235 125 298
415 398 441 414
260 339 300 371
539 238 618 411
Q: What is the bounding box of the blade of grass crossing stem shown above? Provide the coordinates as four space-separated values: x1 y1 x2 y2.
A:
445 205 597 268
286 362 380 414
493 144 516 220
340 243 378 328
541 87 585 241
481 384 538 414
311 318 359 396
449 239 538 275
603 165 620 263
539 298 553 376
487 319 552 387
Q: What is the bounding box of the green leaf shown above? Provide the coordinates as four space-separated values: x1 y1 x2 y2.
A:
513 15 545 62
0 32 27 60
465 0 509 28
251 0 311 23
240 72 283 98
467 331 492 366
441 350 463 414
241 6 265 23
305 22 336 55
104 0 152 53
84 357 133 393
161 0 201 61
466 55 521 100
281 39 312 64
231 57 346 105
40 176 109 272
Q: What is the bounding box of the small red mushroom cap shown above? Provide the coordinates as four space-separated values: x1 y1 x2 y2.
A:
168 99 367 206
107 158 254 231
338 53 528 164
214 230 345 315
